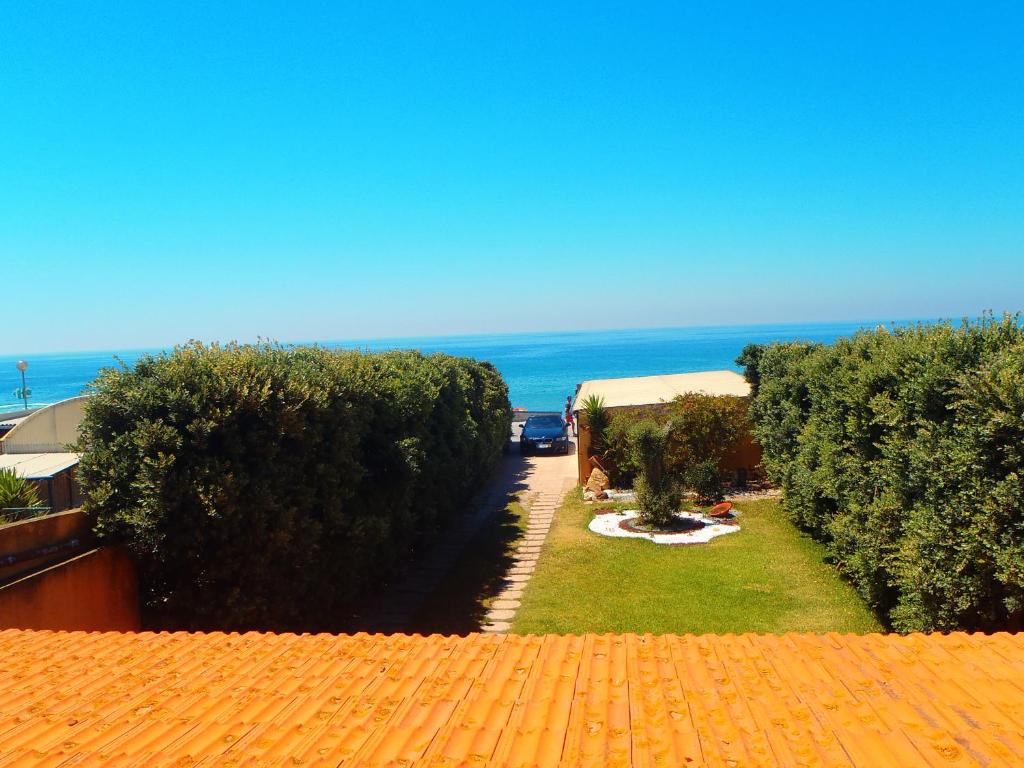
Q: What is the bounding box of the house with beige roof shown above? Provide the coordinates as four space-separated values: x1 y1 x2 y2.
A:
571 370 760 484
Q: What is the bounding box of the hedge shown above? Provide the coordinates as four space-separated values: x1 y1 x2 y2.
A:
77 342 512 631
739 313 1024 631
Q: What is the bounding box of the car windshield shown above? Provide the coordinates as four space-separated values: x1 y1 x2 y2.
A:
525 415 562 428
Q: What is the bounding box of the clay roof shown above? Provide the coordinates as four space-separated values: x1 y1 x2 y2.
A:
2 629 1023 766
573 370 750 411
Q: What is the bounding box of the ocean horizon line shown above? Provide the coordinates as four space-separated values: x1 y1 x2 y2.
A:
0 314 956 359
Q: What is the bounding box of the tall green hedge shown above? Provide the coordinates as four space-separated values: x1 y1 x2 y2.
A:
740 314 1024 631
77 342 512 631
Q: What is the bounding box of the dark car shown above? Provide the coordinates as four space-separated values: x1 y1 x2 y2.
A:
519 414 570 455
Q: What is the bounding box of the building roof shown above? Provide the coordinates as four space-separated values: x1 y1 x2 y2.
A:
0 409 34 430
0 452 80 479
573 370 751 411
1 629 1021 766
0 396 87 454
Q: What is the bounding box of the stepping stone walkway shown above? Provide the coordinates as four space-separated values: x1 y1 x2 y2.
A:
481 449 577 634
358 434 577 634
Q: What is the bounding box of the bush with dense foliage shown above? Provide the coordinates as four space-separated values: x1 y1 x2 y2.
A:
686 459 724 505
602 394 754 498
77 342 512 631
741 313 1024 632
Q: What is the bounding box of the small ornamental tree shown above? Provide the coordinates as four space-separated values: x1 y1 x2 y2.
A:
629 419 680 528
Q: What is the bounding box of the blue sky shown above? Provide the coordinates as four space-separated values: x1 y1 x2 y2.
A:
2 2 1022 353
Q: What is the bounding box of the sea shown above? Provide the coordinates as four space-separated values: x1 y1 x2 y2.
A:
0 321 899 414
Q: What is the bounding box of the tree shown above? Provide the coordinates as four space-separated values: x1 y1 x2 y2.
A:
629 419 680 528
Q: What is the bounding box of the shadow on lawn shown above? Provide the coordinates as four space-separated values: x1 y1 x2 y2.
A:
406 494 527 635
347 449 535 635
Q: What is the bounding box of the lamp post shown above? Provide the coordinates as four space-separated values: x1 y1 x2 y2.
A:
15 360 29 410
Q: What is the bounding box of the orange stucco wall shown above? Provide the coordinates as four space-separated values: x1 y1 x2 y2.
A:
0 508 93 583
0 546 140 631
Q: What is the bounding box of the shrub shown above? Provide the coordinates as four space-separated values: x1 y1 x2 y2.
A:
0 468 41 509
664 393 753 474
741 313 1024 632
602 409 659 486
602 394 754 495
686 459 723 504
77 341 512 631
629 419 680 528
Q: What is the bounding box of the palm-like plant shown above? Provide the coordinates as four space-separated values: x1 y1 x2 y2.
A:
580 394 609 454
0 468 41 509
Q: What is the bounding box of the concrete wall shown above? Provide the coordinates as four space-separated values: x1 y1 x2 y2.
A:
0 547 140 631
1 396 87 454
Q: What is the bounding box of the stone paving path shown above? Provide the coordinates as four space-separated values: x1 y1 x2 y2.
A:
356 437 577 634
481 446 577 633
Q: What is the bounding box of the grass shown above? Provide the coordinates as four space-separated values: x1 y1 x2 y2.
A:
512 490 883 635
409 500 529 634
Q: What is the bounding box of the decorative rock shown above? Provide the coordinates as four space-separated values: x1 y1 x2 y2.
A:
487 609 517 621
482 621 511 632
586 467 610 495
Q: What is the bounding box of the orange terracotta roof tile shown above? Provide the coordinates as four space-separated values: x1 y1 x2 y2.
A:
1 630 1023 766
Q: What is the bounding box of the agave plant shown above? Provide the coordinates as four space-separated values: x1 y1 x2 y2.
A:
0 467 41 509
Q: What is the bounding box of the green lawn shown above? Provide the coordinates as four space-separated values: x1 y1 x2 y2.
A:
512 490 883 635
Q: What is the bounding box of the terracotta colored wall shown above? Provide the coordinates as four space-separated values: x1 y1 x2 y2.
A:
719 432 763 476
0 508 93 583
576 413 592 484
0 547 140 631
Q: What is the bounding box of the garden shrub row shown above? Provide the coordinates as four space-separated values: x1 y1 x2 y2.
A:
739 313 1024 631
77 342 512 631
603 393 754 502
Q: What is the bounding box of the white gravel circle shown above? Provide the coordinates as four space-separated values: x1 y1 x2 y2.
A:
588 509 740 545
